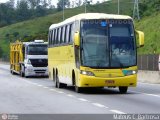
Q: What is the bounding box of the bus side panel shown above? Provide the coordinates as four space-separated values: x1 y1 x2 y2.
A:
48 45 76 85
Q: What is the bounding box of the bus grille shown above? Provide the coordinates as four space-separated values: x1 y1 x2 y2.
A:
30 59 48 67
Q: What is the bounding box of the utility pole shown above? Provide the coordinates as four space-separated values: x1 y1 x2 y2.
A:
63 0 64 20
118 0 119 14
84 0 90 13
85 0 87 13
133 0 140 20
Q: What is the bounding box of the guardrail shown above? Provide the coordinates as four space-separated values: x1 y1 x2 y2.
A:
137 54 159 71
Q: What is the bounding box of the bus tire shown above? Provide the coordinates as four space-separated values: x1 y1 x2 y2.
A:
53 69 57 88
56 72 63 88
75 86 83 93
72 72 83 93
119 87 128 94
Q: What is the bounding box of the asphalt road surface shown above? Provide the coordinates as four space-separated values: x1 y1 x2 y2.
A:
0 64 160 115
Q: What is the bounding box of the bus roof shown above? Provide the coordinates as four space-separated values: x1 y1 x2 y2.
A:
49 13 132 30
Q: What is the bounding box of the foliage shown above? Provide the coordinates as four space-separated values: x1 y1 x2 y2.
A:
0 0 56 27
57 0 70 11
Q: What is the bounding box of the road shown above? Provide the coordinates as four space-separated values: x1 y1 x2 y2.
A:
0 63 160 115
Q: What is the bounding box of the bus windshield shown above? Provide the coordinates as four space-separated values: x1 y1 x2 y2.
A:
81 19 136 68
27 44 48 55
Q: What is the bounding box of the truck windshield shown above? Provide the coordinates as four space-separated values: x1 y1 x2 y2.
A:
27 44 47 55
81 19 136 68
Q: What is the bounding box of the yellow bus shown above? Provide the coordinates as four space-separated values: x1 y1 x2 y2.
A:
48 13 144 93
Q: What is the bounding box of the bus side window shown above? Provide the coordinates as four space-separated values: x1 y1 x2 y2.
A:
68 24 73 43
62 26 65 43
48 31 51 46
52 29 54 45
53 29 56 45
64 25 67 43
58 27 61 44
66 25 69 43
60 27 63 44
55 29 57 44
56 28 59 44
50 30 53 46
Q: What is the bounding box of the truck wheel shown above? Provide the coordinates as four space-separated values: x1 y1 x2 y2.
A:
20 71 24 77
11 70 15 75
10 70 13 74
20 67 24 77
119 87 128 94
24 68 28 78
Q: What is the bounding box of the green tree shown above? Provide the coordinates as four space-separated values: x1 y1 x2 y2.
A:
57 0 70 11
76 0 82 7
27 0 41 9
16 0 31 21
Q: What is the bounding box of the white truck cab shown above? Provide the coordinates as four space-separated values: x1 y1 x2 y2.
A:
21 40 48 77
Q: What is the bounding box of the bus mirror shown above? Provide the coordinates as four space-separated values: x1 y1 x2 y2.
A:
136 30 144 48
74 31 80 47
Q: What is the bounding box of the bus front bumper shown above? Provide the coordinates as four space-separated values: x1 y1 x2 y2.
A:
79 74 137 87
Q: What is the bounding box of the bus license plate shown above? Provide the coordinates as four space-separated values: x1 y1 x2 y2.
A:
105 80 115 84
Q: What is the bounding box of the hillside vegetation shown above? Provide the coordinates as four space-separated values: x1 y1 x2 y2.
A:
0 0 160 59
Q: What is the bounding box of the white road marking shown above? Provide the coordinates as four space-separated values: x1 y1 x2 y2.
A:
57 91 65 94
43 86 49 89
92 103 106 108
138 82 160 86
30 82 38 85
67 94 75 97
110 110 126 114
37 84 43 87
143 93 160 98
78 98 90 102
129 90 160 98
49 89 56 91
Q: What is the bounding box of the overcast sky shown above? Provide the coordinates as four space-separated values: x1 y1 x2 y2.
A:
0 0 107 6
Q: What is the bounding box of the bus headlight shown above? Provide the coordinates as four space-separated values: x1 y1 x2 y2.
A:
80 70 95 76
122 70 137 76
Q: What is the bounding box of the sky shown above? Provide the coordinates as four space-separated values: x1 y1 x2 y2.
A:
0 0 106 7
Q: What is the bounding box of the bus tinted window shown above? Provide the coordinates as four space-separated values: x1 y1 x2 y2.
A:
60 27 63 43
51 30 54 45
54 29 57 44
64 25 67 43
58 28 61 44
66 25 69 43
110 26 130 37
62 26 65 43
48 31 51 46
57 28 59 44
68 24 73 43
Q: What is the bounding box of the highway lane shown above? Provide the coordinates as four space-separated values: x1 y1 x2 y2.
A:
0 64 160 114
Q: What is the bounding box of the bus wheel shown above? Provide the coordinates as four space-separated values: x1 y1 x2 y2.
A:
56 74 63 88
75 86 83 93
119 87 128 94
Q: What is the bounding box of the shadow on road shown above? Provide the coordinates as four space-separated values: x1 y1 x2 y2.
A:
63 86 136 95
